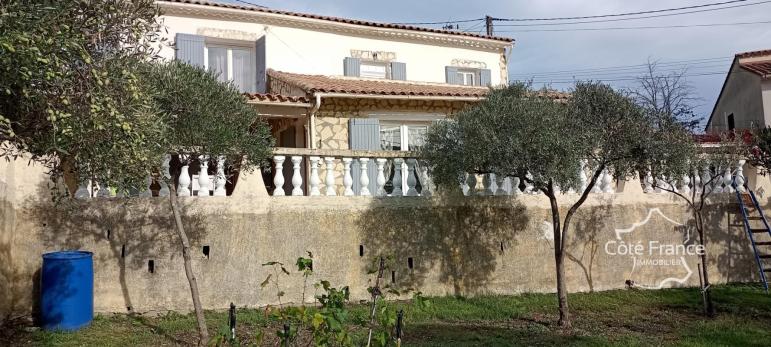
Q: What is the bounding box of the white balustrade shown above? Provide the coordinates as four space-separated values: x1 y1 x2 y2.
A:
579 160 588 193
692 169 701 194
324 157 336 196
139 175 153 197
213 156 227 196
523 173 534 194
680 174 691 195
309 156 321 196
392 158 404 196
375 158 387 196
342 158 354 196
701 166 712 194
198 156 210 197
291 156 304 196
272 155 286 196
359 158 371 196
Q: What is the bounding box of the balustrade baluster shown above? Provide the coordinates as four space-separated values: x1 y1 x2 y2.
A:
579 160 588 193
359 158 371 196
158 154 171 197
692 169 701 193
291 156 304 196
178 155 192 197
511 177 522 196
420 162 432 197
139 175 153 197
272 155 286 196
406 159 419 196
643 170 654 193
735 160 746 192
601 169 614 193
482 174 494 196
75 181 91 199
342 158 354 196
701 165 712 194
465 172 477 196
392 158 404 196
722 167 733 193
495 175 507 196
213 156 227 196
524 173 535 194
324 157 337 196
375 158 387 196
680 174 691 194
198 156 211 197
309 156 321 196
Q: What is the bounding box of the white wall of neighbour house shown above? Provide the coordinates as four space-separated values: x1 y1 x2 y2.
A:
157 14 505 86
708 61 764 131
763 80 771 126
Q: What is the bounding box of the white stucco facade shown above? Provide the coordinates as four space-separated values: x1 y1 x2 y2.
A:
156 1 511 89
707 53 771 132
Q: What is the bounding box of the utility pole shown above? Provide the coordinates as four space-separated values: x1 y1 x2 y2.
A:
485 15 493 36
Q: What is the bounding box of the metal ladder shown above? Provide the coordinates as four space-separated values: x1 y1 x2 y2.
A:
734 182 771 293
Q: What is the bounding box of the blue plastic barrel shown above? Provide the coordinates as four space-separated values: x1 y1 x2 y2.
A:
40 251 94 331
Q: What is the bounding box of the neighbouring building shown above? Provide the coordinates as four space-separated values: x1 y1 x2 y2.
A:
706 49 771 132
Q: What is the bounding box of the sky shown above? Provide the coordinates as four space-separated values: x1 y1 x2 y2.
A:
224 0 771 129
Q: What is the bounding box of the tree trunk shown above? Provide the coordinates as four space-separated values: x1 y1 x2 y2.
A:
695 210 716 317
169 184 209 345
548 192 571 328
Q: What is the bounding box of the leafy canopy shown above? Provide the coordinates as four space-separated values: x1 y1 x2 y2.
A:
0 0 165 192
422 81 653 193
140 61 274 171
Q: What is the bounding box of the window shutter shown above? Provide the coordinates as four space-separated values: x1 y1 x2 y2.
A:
349 118 380 195
390 62 406 80
256 36 267 93
175 33 205 67
445 66 460 85
343 57 361 77
479 69 492 87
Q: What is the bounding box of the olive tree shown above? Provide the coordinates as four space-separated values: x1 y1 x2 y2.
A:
139 61 273 343
421 82 655 327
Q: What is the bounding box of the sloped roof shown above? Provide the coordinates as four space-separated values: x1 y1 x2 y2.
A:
267 69 490 98
157 0 513 43
736 49 771 59
246 92 310 104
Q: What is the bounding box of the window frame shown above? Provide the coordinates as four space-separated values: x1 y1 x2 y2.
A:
456 69 480 86
203 39 256 92
359 60 390 79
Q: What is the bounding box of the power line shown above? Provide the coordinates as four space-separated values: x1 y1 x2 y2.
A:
494 0 750 22
232 0 265 8
509 57 732 76
495 1 771 27
526 71 727 84
496 20 771 33
392 0 760 26
515 63 730 79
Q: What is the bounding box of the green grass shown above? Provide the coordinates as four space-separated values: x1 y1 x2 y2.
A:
5 284 771 346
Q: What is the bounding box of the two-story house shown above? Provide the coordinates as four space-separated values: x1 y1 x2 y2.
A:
706 49 771 132
157 0 514 196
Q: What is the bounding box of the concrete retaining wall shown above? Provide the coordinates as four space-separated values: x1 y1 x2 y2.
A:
0 156 765 320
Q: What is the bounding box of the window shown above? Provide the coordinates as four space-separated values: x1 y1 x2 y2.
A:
457 71 476 86
205 44 255 92
360 61 388 79
379 123 428 151
727 113 735 131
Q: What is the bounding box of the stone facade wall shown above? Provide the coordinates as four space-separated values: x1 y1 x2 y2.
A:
0 157 766 319
315 117 349 150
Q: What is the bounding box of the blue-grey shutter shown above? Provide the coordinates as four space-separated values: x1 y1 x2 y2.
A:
390 62 406 80
255 36 267 93
175 33 205 67
479 69 492 87
445 66 460 85
349 118 380 195
343 57 361 77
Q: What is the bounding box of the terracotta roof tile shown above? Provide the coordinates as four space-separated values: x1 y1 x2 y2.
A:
157 0 513 43
736 49 771 59
267 69 490 98
740 61 771 78
245 93 310 104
